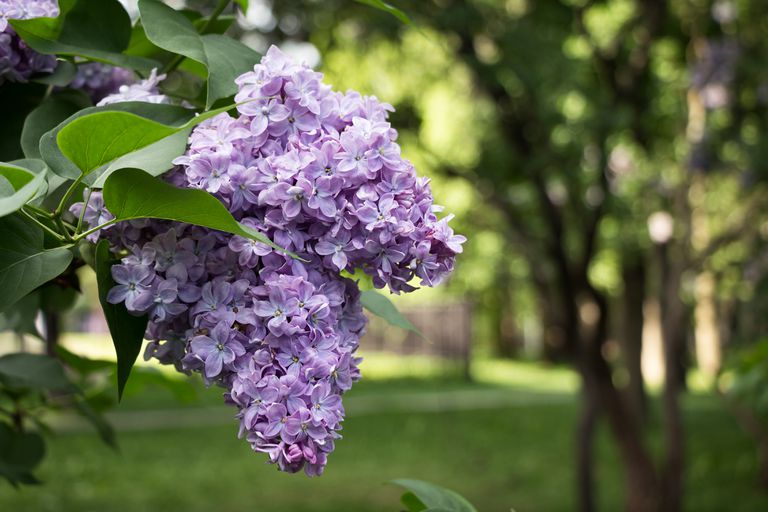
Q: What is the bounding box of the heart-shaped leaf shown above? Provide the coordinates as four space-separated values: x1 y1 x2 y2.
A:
0 353 70 391
53 102 236 177
11 0 160 73
138 0 260 107
0 162 47 217
390 480 477 512
21 90 91 160
90 128 191 188
0 215 73 312
40 102 195 179
102 168 295 257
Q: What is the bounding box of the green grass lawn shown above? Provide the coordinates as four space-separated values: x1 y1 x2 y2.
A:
0 356 766 511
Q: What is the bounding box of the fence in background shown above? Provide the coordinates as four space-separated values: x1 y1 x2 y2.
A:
362 301 473 380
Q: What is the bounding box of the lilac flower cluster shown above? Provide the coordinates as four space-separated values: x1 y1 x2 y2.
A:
0 0 58 84
85 46 464 475
69 62 135 103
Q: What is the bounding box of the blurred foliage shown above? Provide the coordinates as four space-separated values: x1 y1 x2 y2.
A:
724 339 768 418
253 0 768 357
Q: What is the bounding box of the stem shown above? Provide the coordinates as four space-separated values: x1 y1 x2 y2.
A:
24 203 54 218
199 0 231 35
20 207 67 242
54 175 84 219
76 188 93 234
54 216 74 242
43 311 60 358
74 218 119 241
162 0 231 74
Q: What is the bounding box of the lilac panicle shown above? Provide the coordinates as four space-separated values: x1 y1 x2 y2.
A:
78 46 464 476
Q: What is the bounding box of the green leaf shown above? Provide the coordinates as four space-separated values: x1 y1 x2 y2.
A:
0 353 70 391
233 0 249 11
11 0 160 73
102 168 296 257
0 162 47 217
360 290 422 335
200 34 261 107
402 491 428 512
390 480 477 512
159 70 205 103
0 423 46 486
40 102 196 179
22 90 91 160
54 102 237 177
90 129 192 188
95 240 148 401
8 158 50 205
58 111 178 174
0 215 73 313
355 0 411 24
138 0 207 63
31 60 78 86
138 0 260 107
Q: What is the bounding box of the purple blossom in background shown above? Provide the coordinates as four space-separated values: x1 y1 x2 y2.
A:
69 62 135 102
80 46 464 476
98 69 171 106
0 1 58 84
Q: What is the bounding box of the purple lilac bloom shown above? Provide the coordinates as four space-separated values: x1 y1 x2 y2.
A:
79 45 464 476
69 62 135 102
0 1 58 84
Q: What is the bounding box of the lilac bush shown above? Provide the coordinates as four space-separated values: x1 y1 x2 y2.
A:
76 46 465 475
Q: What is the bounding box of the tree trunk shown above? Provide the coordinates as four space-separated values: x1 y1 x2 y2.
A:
659 242 685 512
43 311 60 357
622 259 647 424
582 291 661 512
577 384 599 512
489 285 519 358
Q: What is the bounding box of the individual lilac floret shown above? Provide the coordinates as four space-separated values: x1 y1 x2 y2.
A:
82 45 464 477
0 1 58 84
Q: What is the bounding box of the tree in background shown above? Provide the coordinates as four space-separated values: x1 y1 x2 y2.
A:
258 0 768 510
